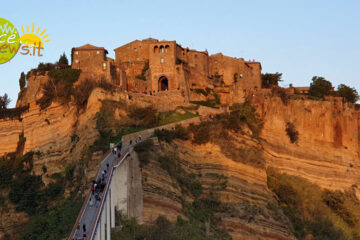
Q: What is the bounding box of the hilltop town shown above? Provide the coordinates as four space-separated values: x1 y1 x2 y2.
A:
71 38 261 104
1 38 360 240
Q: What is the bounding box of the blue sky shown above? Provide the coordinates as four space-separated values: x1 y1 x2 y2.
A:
1 0 359 107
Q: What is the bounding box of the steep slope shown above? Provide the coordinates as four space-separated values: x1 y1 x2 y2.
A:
254 95 360 195
139 136 295 240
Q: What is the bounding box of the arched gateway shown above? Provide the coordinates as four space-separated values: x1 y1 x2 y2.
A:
158 76 168 91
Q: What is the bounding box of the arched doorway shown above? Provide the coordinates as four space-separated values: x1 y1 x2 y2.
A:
158 76 168 91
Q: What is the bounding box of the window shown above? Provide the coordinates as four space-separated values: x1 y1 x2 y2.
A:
75 51 78 55
96 50 100 54
134 48 137 52
165 45 169 53
160 58 164 63
159 45 164 53
75 60 79 63
154 46 158 53
103 63 107 70
194 54 197 59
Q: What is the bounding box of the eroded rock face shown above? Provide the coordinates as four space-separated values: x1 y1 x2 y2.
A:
255 95 360 195
140 139 295 240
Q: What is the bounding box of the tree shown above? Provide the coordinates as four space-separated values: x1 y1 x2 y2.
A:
19 72 26 90
337 84 359 103
0 93 11 109
261 72 282 88
308 76 333 99
58 52 69 66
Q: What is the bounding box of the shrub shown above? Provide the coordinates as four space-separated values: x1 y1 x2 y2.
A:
0 104 29 120
262 72 282 88
229 101 263 137
58 52 69 66
285 122 299 143
272 87 288 105
155 124 190 143
189 121 211 144
19 72 26 90
267 168 358 239
128 105 158 128
309 76 333 99
97 79 114 92
134 139 154 168
73 78 96 109
158 155 202 198
193 88 208 97
0 93 11 109
190 93 221 108
337 84 359 104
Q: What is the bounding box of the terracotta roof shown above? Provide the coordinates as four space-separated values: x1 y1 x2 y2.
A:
74 44 105 51
294 87 310 91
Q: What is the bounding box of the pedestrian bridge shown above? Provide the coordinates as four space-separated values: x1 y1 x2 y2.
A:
69 117 201 240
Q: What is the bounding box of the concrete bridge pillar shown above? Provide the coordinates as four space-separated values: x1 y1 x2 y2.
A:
101 208 105 240
106 194 111 240
95 224 100 240
110 187 115 228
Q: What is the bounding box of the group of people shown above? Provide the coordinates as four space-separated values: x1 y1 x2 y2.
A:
73 143 124 239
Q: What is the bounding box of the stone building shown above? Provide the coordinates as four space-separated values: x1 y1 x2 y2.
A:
72 44 115 82
72 39 262 101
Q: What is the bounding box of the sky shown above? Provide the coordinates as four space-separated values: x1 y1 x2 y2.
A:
1 0 359 107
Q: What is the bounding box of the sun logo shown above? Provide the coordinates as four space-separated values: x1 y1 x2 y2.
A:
19 23 50 49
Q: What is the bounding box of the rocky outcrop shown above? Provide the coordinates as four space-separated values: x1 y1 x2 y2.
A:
140 138 295 240
255 94 360 196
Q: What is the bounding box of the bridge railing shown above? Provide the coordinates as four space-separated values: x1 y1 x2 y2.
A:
68 150 112 240
89 150 130 239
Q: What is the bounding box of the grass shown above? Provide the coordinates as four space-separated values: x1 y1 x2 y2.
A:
158 110 198 126
112 215 230 240
267 167 360 240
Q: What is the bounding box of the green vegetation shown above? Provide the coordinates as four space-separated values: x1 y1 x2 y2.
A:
261 72 282 88
192 88 209 97
155 101 264 168
0 104 29 120
267 167 360 240
134 139 154 168
155 124 190 143
0 93 11 109
308 76 333 100
135 61 149 81
337 84 359 104
19 72 26 90
18 197 82 240
91 100 197 153
190 93 221 108
157 109 198 126
72 78 96 110
158 154 203 198
112 215 229 240
36 68 81 109
285 122 299 143
0 151 84 239
57 52 69 66
272 87 288 105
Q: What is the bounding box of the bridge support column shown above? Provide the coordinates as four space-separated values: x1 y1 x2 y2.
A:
106 195 111 240
101 207 105 240
110 187 115 228
95 224 100 240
